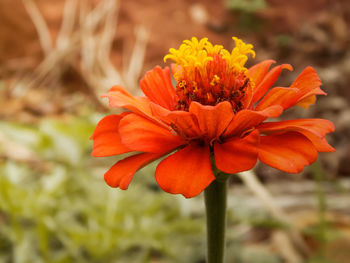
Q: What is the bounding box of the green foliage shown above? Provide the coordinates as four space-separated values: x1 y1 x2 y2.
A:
231 209 288 230
0 116 204 263
228 245 283 263
226 0 267 32
227 0 267 13
276 34 294 49
303 161 341 263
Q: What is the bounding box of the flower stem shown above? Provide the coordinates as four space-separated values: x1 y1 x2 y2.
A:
204 176 228 263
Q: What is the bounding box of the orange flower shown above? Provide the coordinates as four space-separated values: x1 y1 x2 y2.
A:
91 37 334 198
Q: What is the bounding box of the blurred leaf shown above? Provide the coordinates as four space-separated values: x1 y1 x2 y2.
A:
227 0 267 13
0 116 205 263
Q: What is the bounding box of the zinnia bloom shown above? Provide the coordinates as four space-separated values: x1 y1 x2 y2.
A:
91 37 334 198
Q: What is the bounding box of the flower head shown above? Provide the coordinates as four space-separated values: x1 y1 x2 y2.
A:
92 37 335 198
164 37 255 111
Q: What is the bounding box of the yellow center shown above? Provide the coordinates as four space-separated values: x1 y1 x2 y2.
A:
164 37 256 111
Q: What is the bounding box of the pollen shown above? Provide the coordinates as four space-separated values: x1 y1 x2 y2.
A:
164 37 255 112
210 75 220 86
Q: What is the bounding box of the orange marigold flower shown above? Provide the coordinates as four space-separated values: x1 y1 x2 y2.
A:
91 37 335 198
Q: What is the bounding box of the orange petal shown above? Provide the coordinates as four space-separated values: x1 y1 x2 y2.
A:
189 101 234 142
299 87 326 99
298 131 335 152
258 119 335 152
140 66 176 110
247 60 275 86
296 87 326 109
223 105 283 137
290 67 321 91
103 85 153 117
256 70 325 110
283 67 323 109
258 119 334 137
91 114 130 157
296 95 316 109
150 102 202 139
119 113 184 153
251 64 293 104
258 132 318 173
255 87 298 110
155 144 215 198
105 152 164 189
214 129 259 174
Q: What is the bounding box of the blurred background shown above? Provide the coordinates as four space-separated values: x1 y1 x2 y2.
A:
0 0 349 262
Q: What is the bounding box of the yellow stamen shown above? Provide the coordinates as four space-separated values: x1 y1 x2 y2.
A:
165 37 255 111
164 36 255 77
178 80 186 88
210 75 220 86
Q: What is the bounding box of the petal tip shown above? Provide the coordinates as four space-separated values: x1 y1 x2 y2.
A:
283 64 293 71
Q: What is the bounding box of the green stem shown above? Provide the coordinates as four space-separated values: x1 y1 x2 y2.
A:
204 176 228 263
